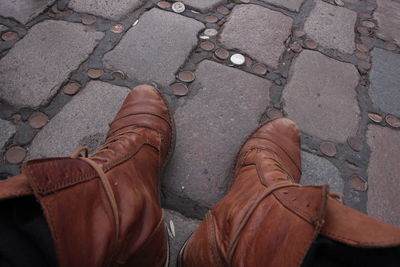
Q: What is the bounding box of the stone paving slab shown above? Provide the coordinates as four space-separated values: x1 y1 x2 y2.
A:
181 0 225 13
304 1 356 54
374 0 400 45
0 0 55 24
220 4 293 68
301 151 343 193
0 119 16 149
260 0 306 12
28 81 129 159
103 8 204 86
283 50 360 142
367 125 400 226
370 48 400 117
164 60 271 207
164 209 200 267
0 20 104 108
69 0 144 21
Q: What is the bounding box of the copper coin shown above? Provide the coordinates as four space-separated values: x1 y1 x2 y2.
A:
289 42 302 53
1 31 17 41
112 70 126 80
252 63 268 75
385 115 400 128
360 36 374 45
111 24 124 33
294 30 305 37
349 175 368 192
360 13 372 19
347 136 363 152
366 5 375 11
385 43 397 51
267 108 283 119
320 141 337 157
357 61 371 70
171 83 188 96
346 161 360 171
368 113 382 123
304 39 317 49
204 15 218 23
200 41 215 51
157 1 171 9
361 21 375 28
178 71 195 83
357 26 370 35
5 146 26 164
63 83 80 95
214 48 229 60
355 51 369 60
29 112 49 129
216 6 230 15
82 15 96 25
87 69 104 79
356 43 369 52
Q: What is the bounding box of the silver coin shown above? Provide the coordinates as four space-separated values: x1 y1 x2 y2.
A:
172 2 185 13
204 28 218 37
199 35 210 40
230 53 245 65
334 0 344 7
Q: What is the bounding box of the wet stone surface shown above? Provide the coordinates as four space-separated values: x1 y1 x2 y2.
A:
28 81 129 159
0 20 104 108
301 152 343 194
260 0 306 12
164 209 200 267
304 1 357 54
374 0 400 45
283 50 360 142
367 125 400 226
164 60 271 207
69 0 145 20
181 0 225 13
103 8 204 86
220 4 293 68
0 119 16 149
370 48 400 117
0 0 55 24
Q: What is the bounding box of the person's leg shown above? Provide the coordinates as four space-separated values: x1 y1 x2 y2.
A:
179 118 400 267
0 85 175 267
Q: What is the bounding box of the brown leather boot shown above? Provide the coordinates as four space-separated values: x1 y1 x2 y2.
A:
179 118 400 267
0 85 175 267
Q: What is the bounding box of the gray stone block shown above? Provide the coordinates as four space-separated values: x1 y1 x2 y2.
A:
103 8 204 86
304 1 356 54
367 125 400 226
69 0 145 20
374 0 400 45
260 0 306 12
0 0 55 24
220 4 293 68
28 81 129 159
181 0 225 12
283 50 360 142
301 151 343 194
164 209 200 267
0 20 104 108
164 60 271 207
370 48 400 116
0 119 16 149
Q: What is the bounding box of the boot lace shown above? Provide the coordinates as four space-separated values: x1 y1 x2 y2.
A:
69 130 141 241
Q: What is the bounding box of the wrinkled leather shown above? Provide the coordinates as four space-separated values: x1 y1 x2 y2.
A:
182 118 400 267
0 85 174 267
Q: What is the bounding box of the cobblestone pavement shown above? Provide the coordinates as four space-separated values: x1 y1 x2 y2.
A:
1 0 400 264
